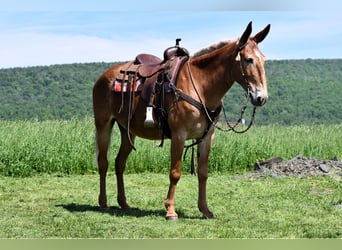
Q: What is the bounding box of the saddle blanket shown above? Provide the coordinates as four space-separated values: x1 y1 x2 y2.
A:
113 79 173 93
113 79 142 92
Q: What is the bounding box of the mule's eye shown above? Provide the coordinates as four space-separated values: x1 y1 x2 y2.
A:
245 57 254 64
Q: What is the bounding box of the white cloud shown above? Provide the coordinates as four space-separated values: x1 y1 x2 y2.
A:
0 31 175 68
1 10 342 68
0 27 242 68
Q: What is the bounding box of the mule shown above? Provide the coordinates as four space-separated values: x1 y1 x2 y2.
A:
93 22 270 220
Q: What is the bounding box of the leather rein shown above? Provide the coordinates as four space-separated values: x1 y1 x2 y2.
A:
169 51 257 175
183 51 257 136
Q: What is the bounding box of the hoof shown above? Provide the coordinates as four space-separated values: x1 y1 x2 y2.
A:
99 206 110 212
165 216 179 221
121 205 131 211
202 214 215 219
118 199 131 210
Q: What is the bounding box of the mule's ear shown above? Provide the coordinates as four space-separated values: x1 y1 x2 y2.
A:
253 24 271 44
237 21 252 51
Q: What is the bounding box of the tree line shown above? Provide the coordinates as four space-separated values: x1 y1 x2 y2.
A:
0 59 341 125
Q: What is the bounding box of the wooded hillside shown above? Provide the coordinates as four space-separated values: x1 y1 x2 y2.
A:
0 59 341 125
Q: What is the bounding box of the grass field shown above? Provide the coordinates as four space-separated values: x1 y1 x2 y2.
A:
0 119 341 177
1 120 341 238
1 173 341 238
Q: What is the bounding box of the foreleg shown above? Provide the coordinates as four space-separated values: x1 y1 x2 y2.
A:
197 131 215 219
164 135 185 220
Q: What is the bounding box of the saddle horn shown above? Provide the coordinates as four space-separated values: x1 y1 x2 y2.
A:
164 38 189 61
176 38 181 46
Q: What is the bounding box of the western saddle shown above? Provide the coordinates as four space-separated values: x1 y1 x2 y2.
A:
116 39 190 136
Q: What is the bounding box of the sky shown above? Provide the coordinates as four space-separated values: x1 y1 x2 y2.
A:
0 0 342 68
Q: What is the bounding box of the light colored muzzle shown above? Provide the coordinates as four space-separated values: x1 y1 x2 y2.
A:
249 86 268 106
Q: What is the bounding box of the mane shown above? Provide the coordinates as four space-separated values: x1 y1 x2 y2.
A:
192 40 233 58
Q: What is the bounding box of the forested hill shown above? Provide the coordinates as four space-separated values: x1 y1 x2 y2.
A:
0 59 341 125
224 59 342 125
0 62 112 121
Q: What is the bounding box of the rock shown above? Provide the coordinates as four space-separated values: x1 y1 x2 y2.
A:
319 164 329 173
254 157 283 170
248 155 342 179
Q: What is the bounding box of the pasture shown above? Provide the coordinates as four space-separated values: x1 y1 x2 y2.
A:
1 173 342 238
0 119 341 238
0 119 341 177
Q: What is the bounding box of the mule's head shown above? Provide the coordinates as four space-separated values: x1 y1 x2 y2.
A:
234 22 271 107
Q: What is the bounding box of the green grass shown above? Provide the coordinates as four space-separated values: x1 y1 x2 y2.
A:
0 173 341 238
210 123 342 173
1 119 341 176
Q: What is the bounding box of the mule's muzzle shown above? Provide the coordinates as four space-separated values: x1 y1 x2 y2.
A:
248 87 268 107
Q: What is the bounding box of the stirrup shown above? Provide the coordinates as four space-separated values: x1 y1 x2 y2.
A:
144 106 155 128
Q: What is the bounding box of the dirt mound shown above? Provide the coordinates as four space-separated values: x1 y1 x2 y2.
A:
250 155 342 179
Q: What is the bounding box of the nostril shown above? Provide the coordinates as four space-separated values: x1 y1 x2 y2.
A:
257 96 267 105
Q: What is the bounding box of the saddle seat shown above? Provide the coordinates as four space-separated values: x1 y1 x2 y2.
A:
133 54 164 78
132 45 189 78
134 53 162 66
114 38 190 141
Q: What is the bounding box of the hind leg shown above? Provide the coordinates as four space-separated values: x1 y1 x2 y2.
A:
95 118 115 209
115 124 135 209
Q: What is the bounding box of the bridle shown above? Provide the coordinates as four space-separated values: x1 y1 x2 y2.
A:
187 50 257 135
237 50 253 99
225 50 257 133
181 50 257 175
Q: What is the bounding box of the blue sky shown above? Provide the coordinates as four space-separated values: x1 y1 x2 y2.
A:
1 0 341 68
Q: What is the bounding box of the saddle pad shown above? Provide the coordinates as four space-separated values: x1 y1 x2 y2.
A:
113 79 142 93
112 79 174 94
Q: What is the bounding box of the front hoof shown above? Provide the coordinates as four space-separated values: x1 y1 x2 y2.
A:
121 205 131 211
165 215 179 221
99 206 110 212
98 196 107 209
118 199 131 210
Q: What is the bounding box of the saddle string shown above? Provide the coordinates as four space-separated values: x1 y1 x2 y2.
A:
157 74 167 147
126 73 137 151
117 69 135 150
118 71 127 114
119 61 135 114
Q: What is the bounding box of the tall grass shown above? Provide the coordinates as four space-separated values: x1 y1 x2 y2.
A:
0 119 95 176
0 119 341 177
210 124 342 173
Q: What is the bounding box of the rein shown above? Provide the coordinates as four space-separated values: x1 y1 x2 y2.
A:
219 99 256 134
186 55 256 135
179 56 257 175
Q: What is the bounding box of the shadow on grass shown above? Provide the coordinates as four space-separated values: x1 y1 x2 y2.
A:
56 203 198 219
